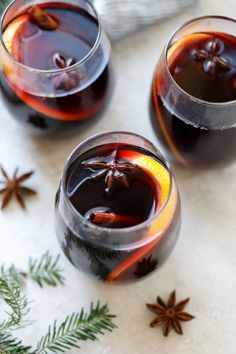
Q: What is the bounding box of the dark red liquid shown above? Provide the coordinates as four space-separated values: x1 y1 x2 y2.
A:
0 3 113 133
150 32 236 167
67 144 158 228
55 143 180 282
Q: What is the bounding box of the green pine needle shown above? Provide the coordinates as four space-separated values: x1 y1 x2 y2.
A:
28 252 65 288
36 302 117 354
1 265 26 287
0 255 117 353
0 302 116 354
0 275 30 332
2 252 64 288
0 332 32 354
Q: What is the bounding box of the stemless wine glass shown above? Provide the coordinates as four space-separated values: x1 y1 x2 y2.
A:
0 0 113 134
150 16 236 168
54 132 181 283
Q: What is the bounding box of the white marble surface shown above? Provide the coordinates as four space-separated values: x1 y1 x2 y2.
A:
1 0 236 353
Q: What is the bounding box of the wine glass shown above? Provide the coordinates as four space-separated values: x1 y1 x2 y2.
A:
0 0 113 134
55 131 181 283
150 16 236 168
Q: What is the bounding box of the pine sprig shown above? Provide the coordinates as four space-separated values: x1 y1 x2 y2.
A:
29 252 65 288
0 256 117 353
2 252 65 288
36 302 117 354
0 302 116 354
1 265 26 287
0 332 32 354
64 230 121 280
0 275 30 332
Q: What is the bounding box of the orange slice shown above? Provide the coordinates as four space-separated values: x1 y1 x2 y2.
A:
2 18 22 55
2 15 105 121
153 33 212 169
132 155 170 208
152 77 190 168
2 15 29 56
107 155 178 282
6 83 105 121
1 15 28 77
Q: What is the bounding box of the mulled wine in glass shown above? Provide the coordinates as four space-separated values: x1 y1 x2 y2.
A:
55 132 181 283
150 16 236 168
0 0 113 133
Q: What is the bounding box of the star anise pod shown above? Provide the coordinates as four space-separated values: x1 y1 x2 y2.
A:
191 37 230 77
52 53 79 91
0 166 37 210
134 256 158 278
28 115 47 129
146 290 194 337
82 149 140 195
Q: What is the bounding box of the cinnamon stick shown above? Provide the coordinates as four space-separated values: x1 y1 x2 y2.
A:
28 6 59 30
90 211 142 226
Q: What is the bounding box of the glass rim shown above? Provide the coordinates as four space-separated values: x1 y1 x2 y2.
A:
60 130 174 235
0 0 102 74
164 15 236 107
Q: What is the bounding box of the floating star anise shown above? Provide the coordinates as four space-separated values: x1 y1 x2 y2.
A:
134 256 158 278
146 290 194 337
82 149 140 195
0 166 37 210
52 53 78 91
191 37 230 77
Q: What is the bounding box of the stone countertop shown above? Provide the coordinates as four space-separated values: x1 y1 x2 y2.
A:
1 0 236 353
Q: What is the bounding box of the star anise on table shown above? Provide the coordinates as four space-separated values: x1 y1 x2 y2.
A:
82 149 140 195
28 115 47 129
134 256 158 278
146 290 194 337
191 37 230 77
0 166 37 210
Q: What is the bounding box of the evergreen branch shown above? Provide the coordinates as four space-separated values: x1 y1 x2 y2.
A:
28 252 65 288
0 275 30 332
0 257 117 353
0 332 32 354
36 302 117 353
64 230 121 280
1 265 26 287
2 252 64 288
